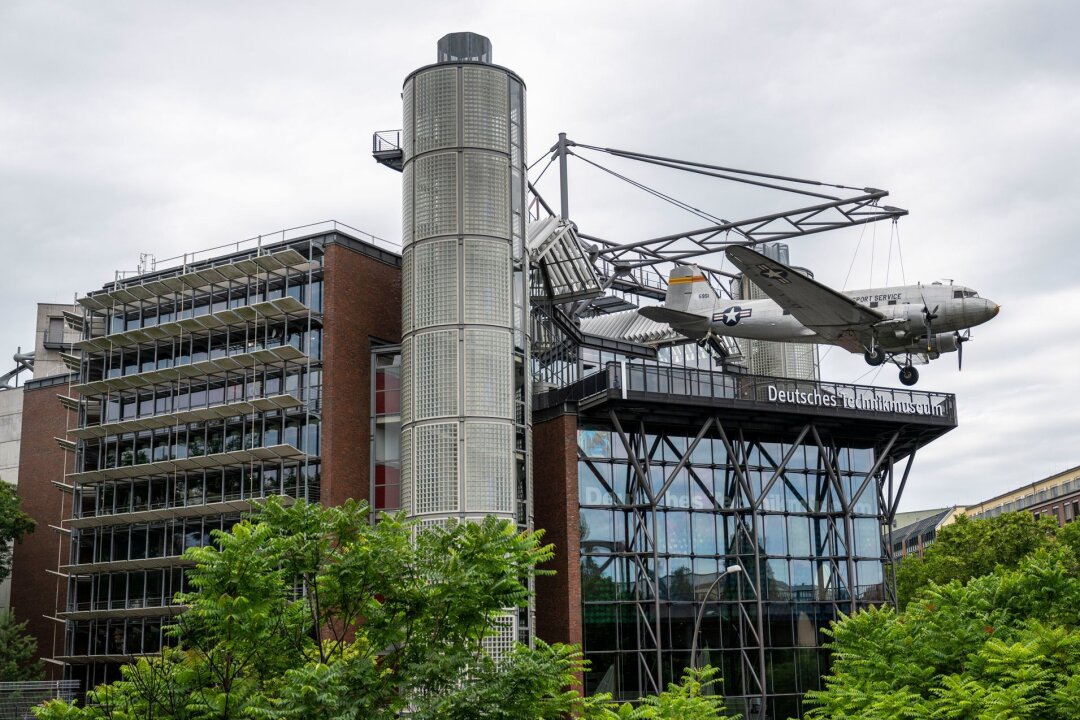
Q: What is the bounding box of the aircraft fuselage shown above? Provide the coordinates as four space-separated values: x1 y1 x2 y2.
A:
709 282 998 350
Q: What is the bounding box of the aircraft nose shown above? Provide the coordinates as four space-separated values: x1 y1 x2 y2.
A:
991 303 1000 318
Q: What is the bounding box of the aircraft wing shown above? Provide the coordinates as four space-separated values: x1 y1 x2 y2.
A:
726 245 885 353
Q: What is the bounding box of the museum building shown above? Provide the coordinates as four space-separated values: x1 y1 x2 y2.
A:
8 33 960 719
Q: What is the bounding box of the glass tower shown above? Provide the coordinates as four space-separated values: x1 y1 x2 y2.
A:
399 32 531 648
399 34 531 533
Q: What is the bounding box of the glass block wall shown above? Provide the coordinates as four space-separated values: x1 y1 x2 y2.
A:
399 35 531 643
399 51 530 528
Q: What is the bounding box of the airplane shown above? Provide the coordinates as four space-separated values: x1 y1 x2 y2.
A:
638 245 1000 386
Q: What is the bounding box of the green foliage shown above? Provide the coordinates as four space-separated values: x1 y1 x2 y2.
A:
0 478 36 582
0 608 44 681
895 512 1057 608
609 666 738 719
32 498 739 719
806 544 1080 719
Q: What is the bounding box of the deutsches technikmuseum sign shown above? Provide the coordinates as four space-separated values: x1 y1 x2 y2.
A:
766 385 947 417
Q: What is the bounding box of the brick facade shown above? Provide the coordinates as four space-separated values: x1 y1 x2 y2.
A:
320 241 401 508
9 377 73 677
532 409 582 649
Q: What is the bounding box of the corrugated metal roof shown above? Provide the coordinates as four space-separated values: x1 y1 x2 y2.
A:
580 309 683 345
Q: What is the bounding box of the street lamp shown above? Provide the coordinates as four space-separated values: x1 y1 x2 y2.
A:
690 563 743 669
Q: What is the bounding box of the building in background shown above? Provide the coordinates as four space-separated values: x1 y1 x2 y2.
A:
889 506 964 560
0 382 24 612
731 243 820 381
1 304 80 612
890 465 1080 564
963 465 1080 525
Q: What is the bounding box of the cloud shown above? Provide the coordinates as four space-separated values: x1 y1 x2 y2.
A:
1 0 1077 511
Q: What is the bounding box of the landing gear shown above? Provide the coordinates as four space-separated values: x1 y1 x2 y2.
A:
863 346 887 366
899 365 919 386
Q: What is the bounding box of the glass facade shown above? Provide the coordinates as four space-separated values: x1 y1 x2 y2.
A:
62 238 325 689
372 348 401 514
576 423 886 718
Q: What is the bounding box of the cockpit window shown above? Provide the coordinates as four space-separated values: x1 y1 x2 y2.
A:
954 289 979 298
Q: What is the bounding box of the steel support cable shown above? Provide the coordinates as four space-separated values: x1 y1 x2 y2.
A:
570 153 763 275
885 219 895 286
570 150 730 227
526 152 549 173
573 142 869 193
571 143 850 201
528 153 555 185
869 219 877 287
841 220 870 291
894 219 908 285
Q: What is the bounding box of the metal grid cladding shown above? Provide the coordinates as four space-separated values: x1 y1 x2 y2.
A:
399 38 531 542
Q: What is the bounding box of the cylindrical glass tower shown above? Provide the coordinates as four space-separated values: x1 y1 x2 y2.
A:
399 34 531 559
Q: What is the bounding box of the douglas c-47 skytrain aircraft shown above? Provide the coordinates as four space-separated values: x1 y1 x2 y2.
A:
638 245 1000 386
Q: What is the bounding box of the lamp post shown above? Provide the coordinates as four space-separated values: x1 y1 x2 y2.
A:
690 564 743 669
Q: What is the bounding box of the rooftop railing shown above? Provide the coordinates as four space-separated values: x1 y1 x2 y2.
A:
538 361 956 424
111 220 399 284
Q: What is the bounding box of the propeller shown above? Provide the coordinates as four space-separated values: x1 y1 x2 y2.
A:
919 289 939 352
955 330 971 371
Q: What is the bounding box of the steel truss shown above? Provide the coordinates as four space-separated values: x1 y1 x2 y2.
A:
528 139 907 311
577 412 917 718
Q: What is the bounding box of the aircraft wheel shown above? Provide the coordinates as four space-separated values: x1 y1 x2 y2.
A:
899 366 919 386
864 346 886 366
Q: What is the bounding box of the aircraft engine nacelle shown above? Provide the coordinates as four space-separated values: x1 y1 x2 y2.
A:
887 308 925 339
915 332 960 359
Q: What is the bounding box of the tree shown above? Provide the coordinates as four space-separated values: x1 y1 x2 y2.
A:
612 666 736 719
895 511 1058 607
33 499 738 719
0 478 36 582
807 535 1080 718
0 608 45 681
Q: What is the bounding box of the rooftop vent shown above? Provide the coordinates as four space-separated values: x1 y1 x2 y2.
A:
437 32 492 64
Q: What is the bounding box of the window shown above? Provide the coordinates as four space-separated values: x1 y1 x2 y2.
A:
47 316 65 343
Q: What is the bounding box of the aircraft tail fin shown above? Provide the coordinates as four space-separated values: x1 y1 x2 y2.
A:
665 265 716 315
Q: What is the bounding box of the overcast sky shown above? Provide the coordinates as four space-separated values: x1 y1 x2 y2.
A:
2 1 1077 511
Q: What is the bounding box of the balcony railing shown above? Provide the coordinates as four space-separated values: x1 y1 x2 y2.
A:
537 362 956 424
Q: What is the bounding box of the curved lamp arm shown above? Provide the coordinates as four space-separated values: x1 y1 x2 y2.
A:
690 564 743 669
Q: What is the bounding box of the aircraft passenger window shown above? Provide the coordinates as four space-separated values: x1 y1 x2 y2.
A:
782 309 790 315
887 300 897 305
869 301 878 308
